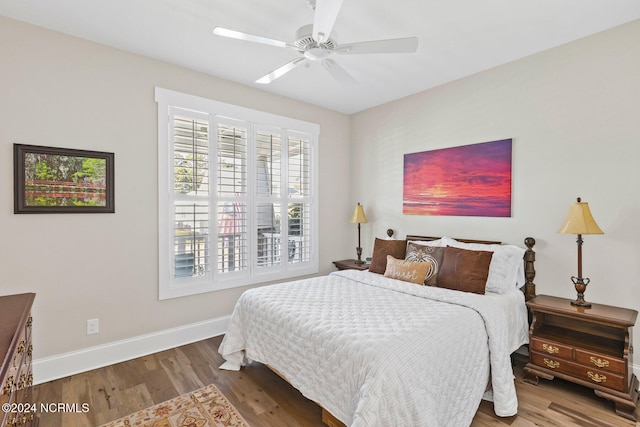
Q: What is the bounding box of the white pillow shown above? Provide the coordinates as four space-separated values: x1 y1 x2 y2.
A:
406 238 446 247
441 237 525 293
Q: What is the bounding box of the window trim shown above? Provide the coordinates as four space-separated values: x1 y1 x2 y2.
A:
155 87 319 300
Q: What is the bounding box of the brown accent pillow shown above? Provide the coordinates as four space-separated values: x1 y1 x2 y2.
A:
369 238 407 274
437 246 493 295
405 242 445 286
384 256 432 285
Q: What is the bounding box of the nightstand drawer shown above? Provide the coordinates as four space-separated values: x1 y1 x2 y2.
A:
574 349 625 374
531 351 567 372
530 337 573 359
531 352 626 392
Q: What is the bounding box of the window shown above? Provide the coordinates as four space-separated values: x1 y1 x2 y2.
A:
155 88 319 299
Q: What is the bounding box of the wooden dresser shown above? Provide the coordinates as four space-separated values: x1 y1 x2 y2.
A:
1 293 36 427
524 295 638 421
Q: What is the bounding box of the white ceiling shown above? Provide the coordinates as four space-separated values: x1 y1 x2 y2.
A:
2 0 640 114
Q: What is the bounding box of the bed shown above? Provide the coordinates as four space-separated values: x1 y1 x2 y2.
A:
219 235 537 427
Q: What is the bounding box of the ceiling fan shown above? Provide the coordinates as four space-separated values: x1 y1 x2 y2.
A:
212 0 419 86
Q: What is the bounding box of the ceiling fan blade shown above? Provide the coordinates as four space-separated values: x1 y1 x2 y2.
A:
322 58 357 87
256 58 308 84
312 0 344 43
213 27 296 50
337 37 419 54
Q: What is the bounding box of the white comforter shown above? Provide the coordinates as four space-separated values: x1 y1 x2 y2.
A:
219 270 523 427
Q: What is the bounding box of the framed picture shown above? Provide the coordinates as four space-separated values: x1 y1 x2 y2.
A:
403 139 512 217
14 144 115 214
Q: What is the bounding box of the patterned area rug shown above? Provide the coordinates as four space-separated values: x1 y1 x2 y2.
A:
99 384 250 427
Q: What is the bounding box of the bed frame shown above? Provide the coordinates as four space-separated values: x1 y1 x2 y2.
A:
278 235 537 427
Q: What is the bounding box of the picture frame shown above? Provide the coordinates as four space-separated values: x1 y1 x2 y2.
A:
14 144 115 214
403 139 512 217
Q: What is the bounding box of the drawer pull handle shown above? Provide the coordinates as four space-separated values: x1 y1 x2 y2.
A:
542 344 559 354
589 357 609 368
587 371 606 383
543 358 560 369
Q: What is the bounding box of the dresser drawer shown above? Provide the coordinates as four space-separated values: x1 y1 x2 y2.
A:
1 294 37 427
574 349 625 374
531 351 626 392
530 337 573 359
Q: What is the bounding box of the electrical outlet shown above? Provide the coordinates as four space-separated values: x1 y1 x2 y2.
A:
87 318 99 335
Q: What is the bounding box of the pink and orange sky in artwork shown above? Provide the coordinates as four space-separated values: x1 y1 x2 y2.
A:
403 139 512 217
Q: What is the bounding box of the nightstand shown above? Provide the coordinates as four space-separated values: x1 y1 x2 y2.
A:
332 259 369 271
524 295 639 421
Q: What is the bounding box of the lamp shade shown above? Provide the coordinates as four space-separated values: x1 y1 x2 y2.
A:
350 203 368 224
558 198 603 235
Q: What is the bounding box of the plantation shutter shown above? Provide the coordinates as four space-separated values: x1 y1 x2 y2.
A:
215 121 248 274
288 134 312 263
171 112 210 280
157 87 318 299
256 130 282 267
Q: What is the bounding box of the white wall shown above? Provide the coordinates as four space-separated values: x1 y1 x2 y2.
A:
0 17 352 372
351 20 640 348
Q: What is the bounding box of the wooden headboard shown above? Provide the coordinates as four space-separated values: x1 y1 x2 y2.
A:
405 235 537 301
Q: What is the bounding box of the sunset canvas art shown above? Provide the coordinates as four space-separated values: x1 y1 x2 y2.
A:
403 139 512 217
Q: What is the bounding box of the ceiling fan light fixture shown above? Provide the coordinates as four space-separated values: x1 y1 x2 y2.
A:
304 46 331 61
294 26 336 60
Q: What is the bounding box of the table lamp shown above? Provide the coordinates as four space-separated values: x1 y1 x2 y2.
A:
350 203 368 264
558 197 604 308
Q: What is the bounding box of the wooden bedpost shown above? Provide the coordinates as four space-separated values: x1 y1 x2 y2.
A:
524 237 536 301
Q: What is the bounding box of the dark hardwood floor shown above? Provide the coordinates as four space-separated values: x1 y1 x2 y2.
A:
33 335 638 426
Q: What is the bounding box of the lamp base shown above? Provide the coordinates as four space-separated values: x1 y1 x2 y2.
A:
355 247 363 264
570 299 592 308
570 276 592 309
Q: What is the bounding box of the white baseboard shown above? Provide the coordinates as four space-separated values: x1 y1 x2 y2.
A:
33 315 231 385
